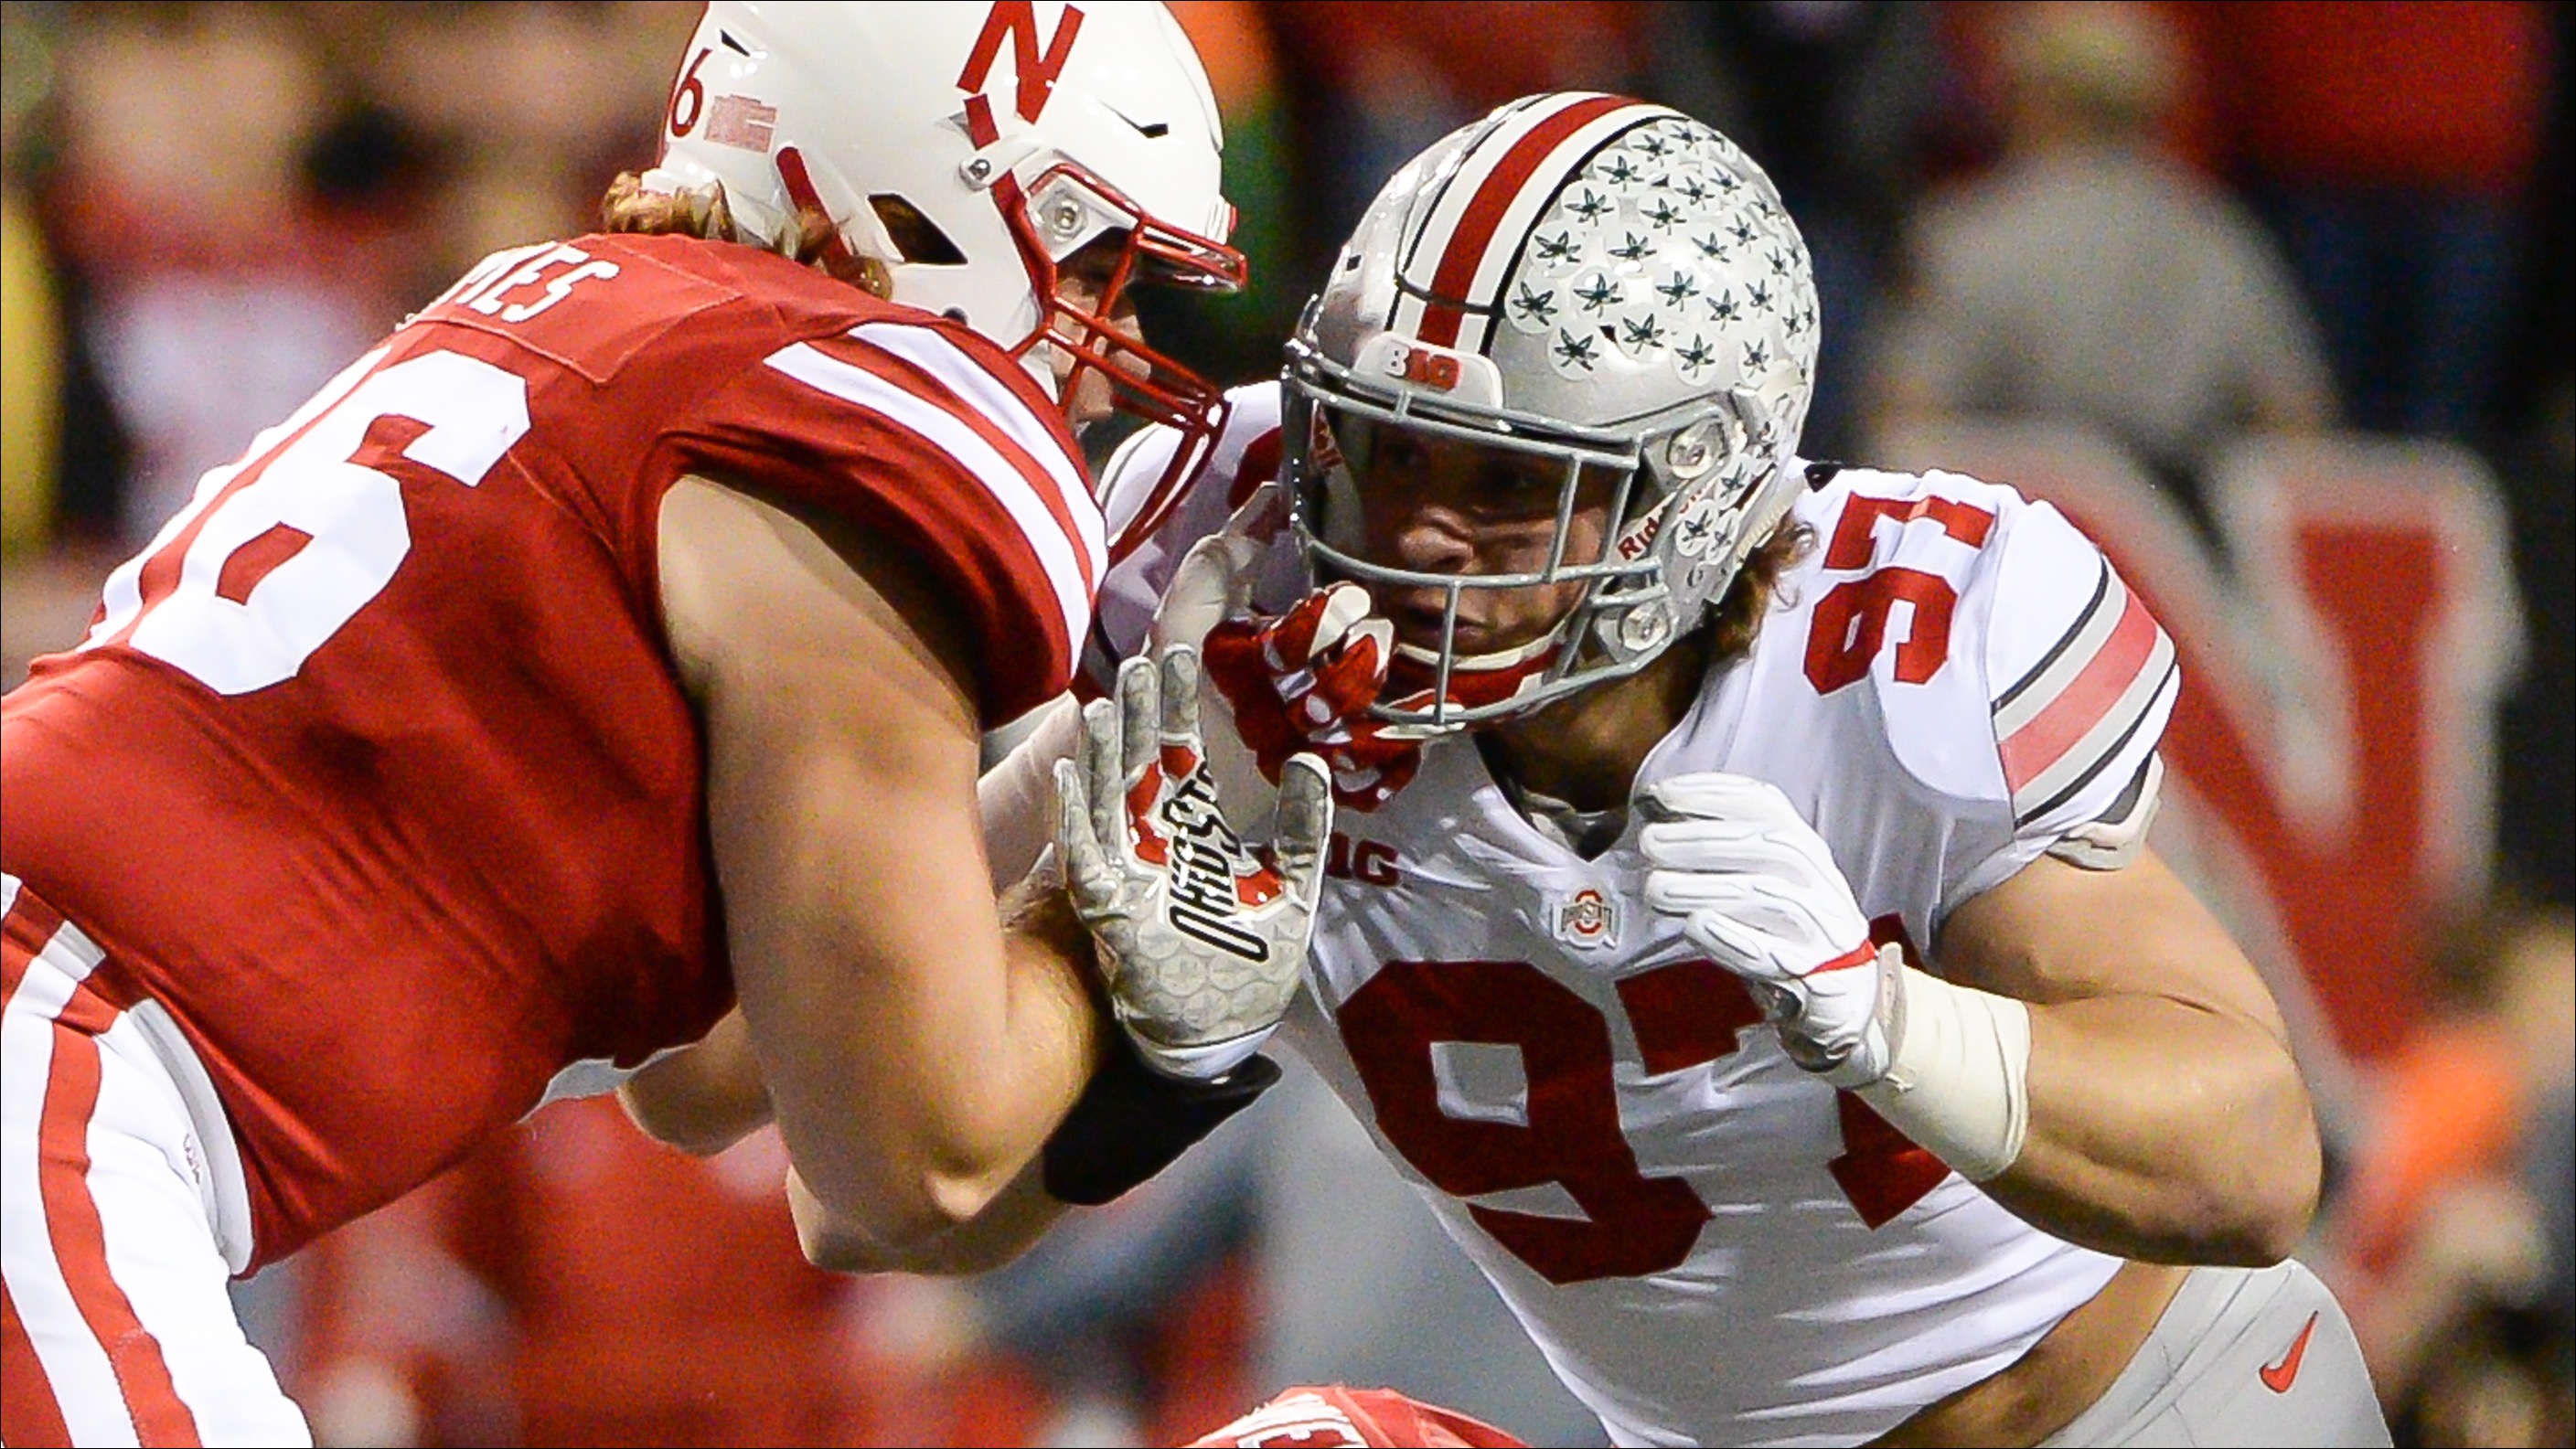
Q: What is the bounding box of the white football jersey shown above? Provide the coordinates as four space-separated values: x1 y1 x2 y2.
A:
1099 384 2180 1447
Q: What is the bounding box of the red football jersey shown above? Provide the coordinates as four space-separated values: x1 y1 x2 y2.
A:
0 233 1100 1268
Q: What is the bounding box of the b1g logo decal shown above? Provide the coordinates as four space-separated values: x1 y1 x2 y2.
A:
1881 422 2518 1061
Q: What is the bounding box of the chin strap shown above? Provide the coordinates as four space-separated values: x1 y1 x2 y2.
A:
1384 629 1564 724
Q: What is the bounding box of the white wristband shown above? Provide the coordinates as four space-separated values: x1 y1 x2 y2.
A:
1853 966 2032 1182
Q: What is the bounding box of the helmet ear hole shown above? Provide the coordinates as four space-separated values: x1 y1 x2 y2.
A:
868 195 967 266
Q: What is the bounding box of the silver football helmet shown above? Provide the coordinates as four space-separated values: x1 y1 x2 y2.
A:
1282 92 1820 729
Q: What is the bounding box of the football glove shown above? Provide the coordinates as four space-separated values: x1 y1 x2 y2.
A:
1639 772 1905 1089
1202 582 1432 813
1055 645 1334 1081
1148 482 1431 816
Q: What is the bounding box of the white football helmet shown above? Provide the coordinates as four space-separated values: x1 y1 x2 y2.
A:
1282 92 1820 729
647 2 1244 553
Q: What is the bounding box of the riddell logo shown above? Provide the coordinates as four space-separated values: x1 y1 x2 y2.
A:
1615 510 1663 561
1309 411 1346 474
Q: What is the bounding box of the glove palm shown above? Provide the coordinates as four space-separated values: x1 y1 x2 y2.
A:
1055 646 1334 1080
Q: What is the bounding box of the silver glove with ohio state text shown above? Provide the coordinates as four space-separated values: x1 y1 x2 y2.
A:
1639 772 1906 1089
1055 646 1334 1081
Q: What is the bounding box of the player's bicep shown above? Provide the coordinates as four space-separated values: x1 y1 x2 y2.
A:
658 475 1013 1207
1936 847 2293 1048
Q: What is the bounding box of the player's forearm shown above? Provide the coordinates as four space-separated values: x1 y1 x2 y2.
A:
807 881 1101 1244
616 1009 774 1155
1984 996 2320 1266
791 1156 1072 1276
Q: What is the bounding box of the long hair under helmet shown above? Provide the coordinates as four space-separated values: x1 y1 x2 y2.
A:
1282 92 1820 730
647 1 1245 557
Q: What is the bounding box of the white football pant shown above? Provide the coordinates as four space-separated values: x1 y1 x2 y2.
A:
3 873 309 1447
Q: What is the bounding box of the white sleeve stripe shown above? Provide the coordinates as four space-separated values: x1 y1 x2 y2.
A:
846 323 1105 581
764 342 1090 656
2011 640 2177 823
1993 557 2111 714
1993 559 2124 739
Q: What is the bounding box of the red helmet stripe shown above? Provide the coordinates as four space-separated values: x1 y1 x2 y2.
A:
775 145 860 272
1416 94 1637 347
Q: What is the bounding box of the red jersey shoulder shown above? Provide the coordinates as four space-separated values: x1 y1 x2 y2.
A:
399 232 1098 723
404 232 1078 464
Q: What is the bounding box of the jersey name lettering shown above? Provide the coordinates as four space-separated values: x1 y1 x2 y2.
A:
1323 833 1402 887
433 242 622 324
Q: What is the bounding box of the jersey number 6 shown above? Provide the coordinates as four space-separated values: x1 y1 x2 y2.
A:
81 349 531 695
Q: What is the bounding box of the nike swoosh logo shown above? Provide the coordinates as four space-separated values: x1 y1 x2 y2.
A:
2260 1311 2321 1393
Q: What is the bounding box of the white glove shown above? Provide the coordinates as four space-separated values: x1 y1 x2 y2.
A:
1055 645 1334 1080
1145 483 1289 835
1639 773 1905 1089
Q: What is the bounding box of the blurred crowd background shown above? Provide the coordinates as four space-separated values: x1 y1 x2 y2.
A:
0 3 2568 1446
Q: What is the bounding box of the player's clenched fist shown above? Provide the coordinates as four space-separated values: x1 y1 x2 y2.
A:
1202 582 1429 812
1639 773 1905 1090
1055 647 1335 1081
1146 487 1428 819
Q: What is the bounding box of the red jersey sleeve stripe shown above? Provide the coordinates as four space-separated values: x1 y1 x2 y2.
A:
847 322 1104 581
763 342 1093 659
2014 666 2176 827
1998 584 2171 799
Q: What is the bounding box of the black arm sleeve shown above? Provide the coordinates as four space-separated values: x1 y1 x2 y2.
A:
1041 1036 1280 1207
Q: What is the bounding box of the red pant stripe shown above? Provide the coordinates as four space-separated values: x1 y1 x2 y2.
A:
37 991 203 1446
2 882 68 1013
2 1280 78 1448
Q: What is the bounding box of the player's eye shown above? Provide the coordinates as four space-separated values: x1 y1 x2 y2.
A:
1370 429 1429 475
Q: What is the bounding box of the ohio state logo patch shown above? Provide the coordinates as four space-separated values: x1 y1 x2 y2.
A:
1555 887 1619 949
